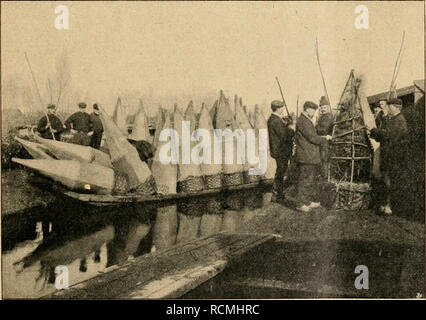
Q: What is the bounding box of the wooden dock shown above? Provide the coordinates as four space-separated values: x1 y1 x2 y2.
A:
44 232 278 299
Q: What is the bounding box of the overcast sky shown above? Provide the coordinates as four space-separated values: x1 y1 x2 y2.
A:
1 1 424 116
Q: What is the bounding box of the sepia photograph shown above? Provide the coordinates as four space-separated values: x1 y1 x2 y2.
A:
1 1 424 301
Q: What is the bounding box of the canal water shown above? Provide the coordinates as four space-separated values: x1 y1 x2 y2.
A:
2 186 424 299
1 188 270 299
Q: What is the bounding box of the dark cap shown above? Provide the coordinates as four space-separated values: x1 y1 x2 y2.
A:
78 102 87 108
271 100 284 108
388 98 402 106
303 101 318 110
93 103 99 110
47 104 56 109
319 96 329 106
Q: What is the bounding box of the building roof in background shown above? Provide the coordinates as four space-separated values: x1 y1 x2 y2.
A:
367 79 425 105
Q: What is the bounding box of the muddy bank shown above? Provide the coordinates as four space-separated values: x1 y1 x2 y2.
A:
1 169 57 216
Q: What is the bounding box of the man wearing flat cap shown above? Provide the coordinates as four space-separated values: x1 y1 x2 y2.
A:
316 96 334 178
89 104 104 149
294 101 332 212
369 98 408 215
37 104 65 140
65 102 94 146
267 100 295 199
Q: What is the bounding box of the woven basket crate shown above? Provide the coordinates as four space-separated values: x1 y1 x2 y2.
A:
223 172 243 187
134 175 157 195
112 172 129 194
178 176 205 193
243 171 261 184
333 182 371 210
204 174 222 190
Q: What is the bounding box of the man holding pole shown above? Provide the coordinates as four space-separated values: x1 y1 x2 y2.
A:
267 100 295 199
37 104 64 140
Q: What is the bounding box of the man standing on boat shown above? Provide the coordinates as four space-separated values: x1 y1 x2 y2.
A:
65 102 94 146
294 101 332 212
89 104 104 149
368 98 408 215
37 104 65 140
316 96 334 178
267 100 295 200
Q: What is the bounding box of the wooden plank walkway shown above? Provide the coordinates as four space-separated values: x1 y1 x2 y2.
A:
44 232 278 299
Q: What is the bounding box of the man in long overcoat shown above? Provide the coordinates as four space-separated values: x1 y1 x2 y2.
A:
267 100 295 198
294 101 332 212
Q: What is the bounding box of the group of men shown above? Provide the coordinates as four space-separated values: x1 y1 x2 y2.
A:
37 102 104 149
267 94 409 215
267 97 333 212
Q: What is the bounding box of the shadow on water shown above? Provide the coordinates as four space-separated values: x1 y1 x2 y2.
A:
1 188 268 299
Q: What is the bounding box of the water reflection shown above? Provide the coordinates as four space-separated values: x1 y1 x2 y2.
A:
2 188 270 298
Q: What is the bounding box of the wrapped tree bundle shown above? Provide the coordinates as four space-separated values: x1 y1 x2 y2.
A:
14 137 53 160
112 97 128 135
153 107 166 148
254 104 276 180
12 158 121 195
151 111 178 195
100 106 156 194
174 105 204 193
195 103 223 189
34 136 112 168
214 91 244 186
128 99 150 141
234 95 259 184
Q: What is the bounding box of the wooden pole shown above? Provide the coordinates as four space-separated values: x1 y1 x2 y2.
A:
275 77 291 118
25 52 56 140
315 37 332 113
387 31 405 100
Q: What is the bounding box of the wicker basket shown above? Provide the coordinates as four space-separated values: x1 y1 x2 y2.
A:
133 175 157 195
178 176 204 193
223 172 243 187
333 182 371 210
112 172 129 194
178 197 205 216
204 174 222 189
243 171 261 184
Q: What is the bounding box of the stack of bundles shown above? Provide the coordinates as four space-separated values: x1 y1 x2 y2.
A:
254 104 276 180
174 104 205 193
214 90 244 186
14 137 53 160
128 100 150 141
234 95 259 183
11 158 117 195
100 106 156 195
151 111 178 195
34 136 112 168
197 103 223 189
112 97 128 135
330 70 373 210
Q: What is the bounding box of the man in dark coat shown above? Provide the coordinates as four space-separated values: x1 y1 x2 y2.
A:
65 102 93 146
267 100 295 198
316 96 334 178
369 98 408 215
295 101 332 212
89 104 104 149
37 104 65 140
